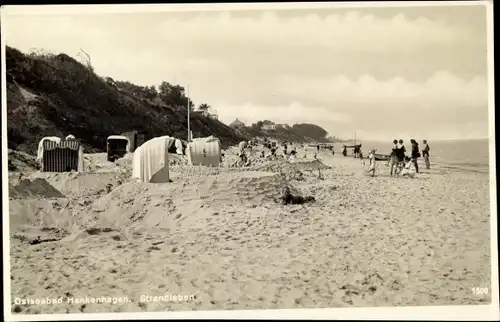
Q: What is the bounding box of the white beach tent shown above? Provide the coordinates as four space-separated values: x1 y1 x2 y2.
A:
37 136 61 161
132 136 176 183
238 141 247 152
175 139 183 155
186 136 222 167
107 135 132 152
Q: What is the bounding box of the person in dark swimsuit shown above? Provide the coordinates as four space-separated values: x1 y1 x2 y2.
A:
389 139 400 176
422 140 430 169
397 139 406 163
410 139 420 173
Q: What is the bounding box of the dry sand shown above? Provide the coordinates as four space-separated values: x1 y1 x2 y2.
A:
8 147 492 314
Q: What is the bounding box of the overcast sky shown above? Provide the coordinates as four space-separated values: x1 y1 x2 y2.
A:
2 3 491 141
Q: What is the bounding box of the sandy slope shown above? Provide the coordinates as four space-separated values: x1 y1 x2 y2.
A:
8 149 492 314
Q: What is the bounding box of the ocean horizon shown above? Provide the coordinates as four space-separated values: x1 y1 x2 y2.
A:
333 138 491 172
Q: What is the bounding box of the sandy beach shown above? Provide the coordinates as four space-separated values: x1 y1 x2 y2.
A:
8 146 492 314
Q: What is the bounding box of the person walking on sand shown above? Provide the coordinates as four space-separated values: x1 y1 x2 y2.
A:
366 148 377 177
422 140 430 169
410 139 420 173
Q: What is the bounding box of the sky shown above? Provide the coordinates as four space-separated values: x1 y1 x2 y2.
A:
2 3 492 141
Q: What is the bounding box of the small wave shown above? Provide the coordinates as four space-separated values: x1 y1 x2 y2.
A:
435 162 489 174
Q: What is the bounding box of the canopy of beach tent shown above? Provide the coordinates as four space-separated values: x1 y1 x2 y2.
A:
37 136 61 161
41 139 84 172
186 136 222 167
132 136 177 183
107 135 132 162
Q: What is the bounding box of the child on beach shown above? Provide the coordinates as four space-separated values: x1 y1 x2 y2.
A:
400 156 416 178
365 148 376 177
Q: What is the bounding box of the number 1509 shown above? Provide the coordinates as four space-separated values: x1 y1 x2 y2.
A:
472 287 489 295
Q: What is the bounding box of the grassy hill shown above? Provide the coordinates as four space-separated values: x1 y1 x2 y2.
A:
5 46 247 154
5 46 339 155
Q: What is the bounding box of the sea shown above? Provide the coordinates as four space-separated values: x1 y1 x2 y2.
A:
336 139 492 174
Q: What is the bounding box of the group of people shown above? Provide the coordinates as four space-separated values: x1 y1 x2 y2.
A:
341 144 363 158
235 140 300 166
366 139 430 177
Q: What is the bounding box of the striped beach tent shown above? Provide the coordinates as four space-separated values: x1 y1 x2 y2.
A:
186 136 222 167
42 139 84 172
37 136 61 161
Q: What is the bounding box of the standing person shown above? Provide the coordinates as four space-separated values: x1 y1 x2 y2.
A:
397 139 406 161
366 148 376 177
422 140 430 169
410 139 420 173
317 144 320 153
389 139 400 176
342 145 347 156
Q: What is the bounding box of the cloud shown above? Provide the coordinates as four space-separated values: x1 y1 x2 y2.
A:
156 11 480 55
213 70 489 141
274 71 488 108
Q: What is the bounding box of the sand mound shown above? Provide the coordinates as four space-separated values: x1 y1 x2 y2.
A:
83 152 133 173
87 171 291 230
9 178 66 200
27 171 129 197
9 198 73 232
250 159 330 179
7 149 39 173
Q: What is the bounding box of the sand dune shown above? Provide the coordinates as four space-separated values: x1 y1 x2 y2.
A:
8 148 492 314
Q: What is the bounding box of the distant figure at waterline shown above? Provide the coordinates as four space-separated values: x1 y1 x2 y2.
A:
422 140 431 169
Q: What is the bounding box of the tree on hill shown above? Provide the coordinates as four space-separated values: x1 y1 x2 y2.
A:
158 81 194 110
292 123 329 141
250 120 264 130
114 81 158 100
198 103 210 111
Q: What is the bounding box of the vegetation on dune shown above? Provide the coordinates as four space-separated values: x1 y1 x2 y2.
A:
6 46 244 154
6 46 342 156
